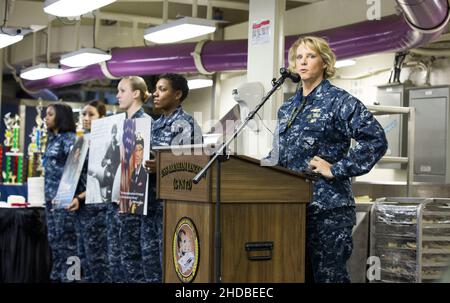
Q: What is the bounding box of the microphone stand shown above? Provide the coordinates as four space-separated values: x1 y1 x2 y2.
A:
193 69 291 283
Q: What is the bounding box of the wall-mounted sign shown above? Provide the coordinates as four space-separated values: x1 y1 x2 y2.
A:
251 19 271 45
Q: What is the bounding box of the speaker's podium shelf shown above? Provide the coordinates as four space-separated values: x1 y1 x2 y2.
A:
154 146 313 283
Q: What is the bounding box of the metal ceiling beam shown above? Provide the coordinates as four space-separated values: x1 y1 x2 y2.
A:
93 11 165 25
117 0 249 11
287 0 322 3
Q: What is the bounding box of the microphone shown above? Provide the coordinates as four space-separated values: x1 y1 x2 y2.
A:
280 67 301 83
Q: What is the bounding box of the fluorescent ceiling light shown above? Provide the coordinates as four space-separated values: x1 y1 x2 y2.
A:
144 17 216 44
44 0 117 17
60 48 112 67
0 33 23 48
188 78 213 90
335 59 356 69
20 64 64 80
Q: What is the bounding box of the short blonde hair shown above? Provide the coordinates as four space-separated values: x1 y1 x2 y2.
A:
288 36 336 79
122 76 151 103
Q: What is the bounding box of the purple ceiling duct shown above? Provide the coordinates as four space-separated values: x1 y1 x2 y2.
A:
396 0 449 30
24 0 449 91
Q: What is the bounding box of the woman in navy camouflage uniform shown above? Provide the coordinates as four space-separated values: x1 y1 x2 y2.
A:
67 100 111 282
114 76 153 282
143 73 203 282
43 102 77 282
268 36 387 282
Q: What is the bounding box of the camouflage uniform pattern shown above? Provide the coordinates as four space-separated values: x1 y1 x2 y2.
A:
118 213 145 282
140 174 163 283
100 119 126 282
73 153 89 282
306 207 355 283
269 80 387 282
74 154 112 282
43 132 76 202
106 202 125 282
43 131 76 281
44 202 58 281
118 107 151 282
53 209 78 282
141 106 202 283
76 203 111 282
150 106 203 147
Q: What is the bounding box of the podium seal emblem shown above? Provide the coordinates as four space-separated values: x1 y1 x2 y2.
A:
173 217 200 283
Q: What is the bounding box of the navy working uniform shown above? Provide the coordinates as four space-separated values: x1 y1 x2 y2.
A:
268 79 387 282
43 131 76 282
118 107 152 283
141 105 202 283
74 151 112 283
104 138 124 282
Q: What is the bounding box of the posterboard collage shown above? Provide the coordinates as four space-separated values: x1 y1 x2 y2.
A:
54 114 152 215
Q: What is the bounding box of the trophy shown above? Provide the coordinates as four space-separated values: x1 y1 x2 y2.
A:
2 112 22 183
3 112 14 148
11 115 21 153
27 102 46 178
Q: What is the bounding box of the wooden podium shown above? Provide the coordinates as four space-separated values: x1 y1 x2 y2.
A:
156 146 312 283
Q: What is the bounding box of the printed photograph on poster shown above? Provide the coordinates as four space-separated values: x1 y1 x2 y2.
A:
119 117 151 215
86 113 125 204
53 134 90 208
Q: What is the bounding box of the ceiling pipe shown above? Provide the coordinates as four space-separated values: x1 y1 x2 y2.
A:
396 0 450 33
24 0 449 90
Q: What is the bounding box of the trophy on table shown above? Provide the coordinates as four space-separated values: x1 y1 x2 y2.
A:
2 113 24 184
27 103 46 178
